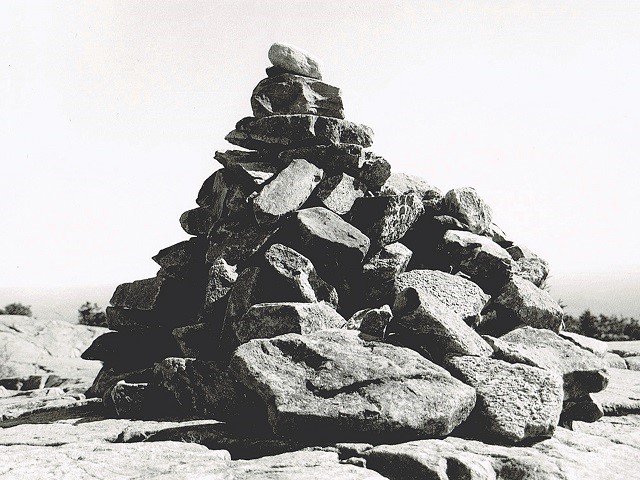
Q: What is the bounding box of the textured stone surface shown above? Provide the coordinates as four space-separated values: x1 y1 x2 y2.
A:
394 270 490 326
443 187 493 234
233 302 345 344
201 257 238 315
349 193 424 250
313 172 366 215
152 237 207 282
380 173 441 199
268 42 322 79
445 356 563 444
560 331 608 357
230 329 476 442
206 217 278 267
607 340 640 358
179 205 219 236
171 323 222 360
442 229 513 294
492 276 564 332
591 368 640 415
491 327 609 400
86 367 153 399
361 242 412 305
507 243 549 287
252 158 323 224
194 168 255 219
252 74 343 118
215 149 283 169
226 115 374 150
345 305 392 338
110 381 150 419
392 288 493 360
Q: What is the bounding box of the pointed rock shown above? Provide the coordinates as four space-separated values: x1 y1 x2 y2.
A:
152 237 207 282
380 173 441 200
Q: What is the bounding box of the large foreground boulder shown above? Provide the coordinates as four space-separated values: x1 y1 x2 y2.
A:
230 329 476 442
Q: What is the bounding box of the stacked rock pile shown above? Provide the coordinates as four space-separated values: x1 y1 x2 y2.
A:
82 43 609 446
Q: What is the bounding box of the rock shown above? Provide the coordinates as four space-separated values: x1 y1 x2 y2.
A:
361 242 412 305
345 305 392 338
279 144 391 190
392 288 493 360
312 173 367 215
86 366 153 399
105 306 198 333
560 331 608 357
268 42 322 79
573 414 640 449
200 257 238 320
279 207 370 288
226 115 374 150
215 149 284 169
206 217 278 267
605 352 627 369
194 168 255 218
490 326 609 400
487 223 510 245
507 243 549 287
252 158 323 224
172 323 222 360
442 230 513 294
233 302 345 345
445 356 563 444
625 356 640 370
109 276 201 314
591 368 640 415
349 193 424 250
491 276 564 333
252 74 343 118
0 388 99 422
394 270 490 326
561 395 604 424
179 205 218 236
110 381 150 419
230 329 476 442
607 339 640 358
152 237 207 282
380 173 441 199
443 187 492 234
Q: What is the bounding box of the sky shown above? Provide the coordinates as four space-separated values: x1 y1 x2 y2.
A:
1 1 639 319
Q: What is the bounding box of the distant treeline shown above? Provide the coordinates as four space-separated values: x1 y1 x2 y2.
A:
564 310 640 341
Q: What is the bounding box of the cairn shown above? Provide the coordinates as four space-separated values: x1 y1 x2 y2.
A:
83 43 609 446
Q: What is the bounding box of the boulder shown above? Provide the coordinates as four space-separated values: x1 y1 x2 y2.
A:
214 149 283 170
172 323 222 360
490 326 609 400
591 368 640 415
105 306 197 333
507 243 549 287
392 288 493 360
380 173 441 200
443 187 492 234
179 206 218 236
232 302 345 344
230 329 476 442
206 218 278 268
152 237 207 282
561 395 604 424
312 172 367 215
200 257 238 319
442 229 513 294
492 276 564 332
394 270 490 326
251 74 343 118
252 158 323 224
560 331 608 357
194 168 255 218
349 193 424 250
361 242 412 305
444 356 563 444
226 115 374 150
268 42 322 79
109 381 150 419
110 276 198 313
345 305 392 338
86 366 153 399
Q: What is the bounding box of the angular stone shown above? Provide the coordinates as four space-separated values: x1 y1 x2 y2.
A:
380 173 441 200
252 158 323 224
86 366 153 399
392 288 493 360
105 306 197 333
279 207 370 287
233 302 345 345
226 115 374 150
195 168 255 218
279 144 391 190
493 276 564 332
179 206 218 236
490 327 609 399
591 368 640 415
394 270 490 326
507 243 549 287
206 217 278 267
202 258 238 312
110 381 150 419
312 173 366 215
349 193 424 250
268 42 322 79
443 187 493 235
172 323 222 360
442 230 513 294
345 305 392 338
607 340 640 358
605 352 627 369
152 237 207 282
214 149 283 170
445 356 563 444
230 329 476 442
251 74 343 118
561 395 604 424
560 331 608 357
361 242 412 306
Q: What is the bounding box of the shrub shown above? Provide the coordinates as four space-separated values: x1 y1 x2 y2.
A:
78 302 107 327
0 303 33 317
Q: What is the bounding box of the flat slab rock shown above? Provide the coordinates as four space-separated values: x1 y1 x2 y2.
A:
268 42 322 79
591 367 640 415
230 329 476 442
607 340 640 358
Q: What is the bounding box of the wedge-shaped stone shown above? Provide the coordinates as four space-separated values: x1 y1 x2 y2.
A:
395 270 490 326
493 276 564 332
195 168 255 216
312 172 366 215
110 276 202 313
349 193 424 250
230 329 476 442
345 305 392 339
361 243 412 306
206 218 278 267
105 306 198 333
226 115 374 150
443 187 493 235
442 230 513 294
152 237 207 282
86 366 153 399
233 302 345 345
110 381 150 419
392 288 493 360
445 356 563 444
268 42 322 79
252 158 323 224
561 395 604 424
214 149 283 169
507 243 549 287
251 74 344 118
490 326 609 399
591 368 640 415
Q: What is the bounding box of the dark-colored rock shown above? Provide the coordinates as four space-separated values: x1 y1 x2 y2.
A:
214 149 284 169
312 173 366 215
226 115 374 150
172 323 222 360
361 242 412 306
252 158 323 224
110 381 150 419
392 288 493 360
105 306 197 333
230 329 476 442
200 258 238 321
195 168 255 218
445 355 563 444
206 217 278 267
251 74 343 118
152 237 207 282
345 305 392 338
561 395 604 424
86 366 153 399
443 187 492 235
179 206 218 236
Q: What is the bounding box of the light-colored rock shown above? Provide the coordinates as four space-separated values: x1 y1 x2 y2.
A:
560 331 608 357
443 187 493 235
361 242 412 305
573 414 640 449
604 351 627 369
507 243 549 287
313 172 367 215
607 339 640 358
345 305 392 338
625 356 640 370
268 42 322 79
591 367 640 415
380 173 441 199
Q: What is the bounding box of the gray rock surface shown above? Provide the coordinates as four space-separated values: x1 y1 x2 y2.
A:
345 305 392 338
268 42 322 79
380 173 441 199
443 187 493 234
507 243 549 287
206 217 278 267
607 340 640 358
361 242 412 305
560 331 608 357
230 329 476 442
591 368 640 415
110 381 150 418
313 172 366 215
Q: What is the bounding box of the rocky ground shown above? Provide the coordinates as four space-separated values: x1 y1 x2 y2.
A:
0 314 638 479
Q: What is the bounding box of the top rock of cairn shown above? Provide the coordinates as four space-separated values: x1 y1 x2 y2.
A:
83 44 607 448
